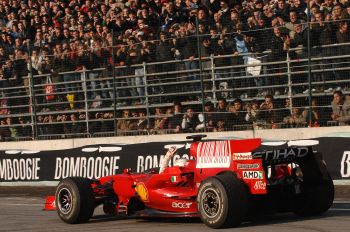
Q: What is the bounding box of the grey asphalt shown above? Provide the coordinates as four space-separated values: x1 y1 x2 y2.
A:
0 187 349 232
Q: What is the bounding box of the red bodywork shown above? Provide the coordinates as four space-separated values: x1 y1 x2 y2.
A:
97 138 266 215
47 139 274 216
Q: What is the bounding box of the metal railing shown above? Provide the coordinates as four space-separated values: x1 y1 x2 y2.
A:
1 41 350 141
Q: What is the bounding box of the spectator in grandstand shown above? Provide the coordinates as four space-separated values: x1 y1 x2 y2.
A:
233 30 250 97
17 117 32 137
162 1 181 29
126 44 146 102
181 107 200 132
72 43 98 100
283 107 306 128
270 26 289 61
117 110 133 132
199 37 213 81
67 113 83 134
2 58 16 87
0 118 11 141
331 90 350 126
166 101 183 133
279 98 292 121
54 114 69 135
245 99 261 127
196 101 215 131
214 98 228 131
173 25 198 82
213 27 231 81
302 98 320 127
156 32 175 73
137 110 148 131
90 38 113 100
28 48 42 76
227 98 246 130
6 117 17 139
311 11 333 90
114 45 129 99
289 0 306 15
268 26 290 95
128 111 141 131
212 0 231 27
260 94 278 129
54 42 78 94
157 107 173 133
290 20 306 51
76 112 87 133
100 112 114 133
335 21 350 81
286 11 304 39
275 0 290 22
151 107 167 134
36 115 45 136
252 15 270 52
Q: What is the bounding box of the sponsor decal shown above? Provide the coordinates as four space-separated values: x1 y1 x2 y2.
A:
135 182 149 202
233 152 252 160
196 141 231 168
237 163 260 169
54 156 120 180
341 151 350 178
252 147 310 164
253 181 266 190
243 171 264 179
172 201 192 209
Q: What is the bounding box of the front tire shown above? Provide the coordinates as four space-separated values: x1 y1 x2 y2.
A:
197 174 248 228
55 177 95 223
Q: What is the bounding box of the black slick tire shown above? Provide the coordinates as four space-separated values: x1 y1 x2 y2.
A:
55 177 95 223
197 174 248 228
293 153 334 216
293 173 334 216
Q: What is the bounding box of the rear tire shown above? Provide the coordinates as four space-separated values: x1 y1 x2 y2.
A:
293 173 334 216
197 174 248 228
55 177 95 223
293 153 334 216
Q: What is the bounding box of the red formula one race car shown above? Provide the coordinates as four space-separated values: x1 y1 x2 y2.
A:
47 135 334 228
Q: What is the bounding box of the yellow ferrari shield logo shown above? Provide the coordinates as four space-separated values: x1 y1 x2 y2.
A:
135 183 149 202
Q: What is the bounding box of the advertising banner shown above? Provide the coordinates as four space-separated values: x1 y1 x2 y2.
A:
0 137 349 183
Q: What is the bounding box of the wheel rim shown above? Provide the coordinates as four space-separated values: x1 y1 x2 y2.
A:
201 188 221 218
57 188 73 214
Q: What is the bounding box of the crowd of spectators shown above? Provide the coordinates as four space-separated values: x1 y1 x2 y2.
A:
1 0 350 92
1 0 350 140
1 91 348 141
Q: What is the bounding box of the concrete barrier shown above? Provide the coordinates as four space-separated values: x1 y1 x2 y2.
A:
1 126 350 151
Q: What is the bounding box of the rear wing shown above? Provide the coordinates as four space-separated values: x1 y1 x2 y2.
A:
252 146 314 166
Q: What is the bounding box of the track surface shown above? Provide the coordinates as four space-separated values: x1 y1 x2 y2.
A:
0 187 349 232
